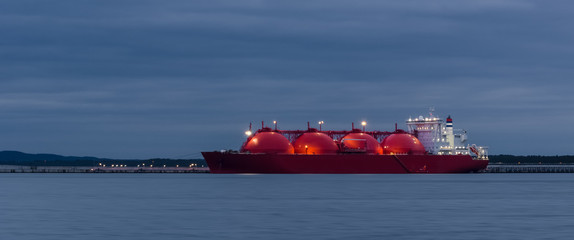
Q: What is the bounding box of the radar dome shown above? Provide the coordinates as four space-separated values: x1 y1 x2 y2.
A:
293 131 339 154
341 133 383 154
242 129 294 154
381 133 426 155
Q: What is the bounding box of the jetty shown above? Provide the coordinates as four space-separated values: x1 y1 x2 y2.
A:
0 165 209 173
485 164 574 173
3 164 574 173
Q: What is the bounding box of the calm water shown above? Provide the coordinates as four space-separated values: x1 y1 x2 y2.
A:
1 174 573 240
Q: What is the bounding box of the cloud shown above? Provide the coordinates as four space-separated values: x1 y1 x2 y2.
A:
0 0 573 157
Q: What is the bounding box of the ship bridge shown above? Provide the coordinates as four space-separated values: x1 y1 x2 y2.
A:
406 111 488 159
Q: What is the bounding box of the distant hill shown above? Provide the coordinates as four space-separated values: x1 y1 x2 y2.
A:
0 151 206 167
0 150 114 162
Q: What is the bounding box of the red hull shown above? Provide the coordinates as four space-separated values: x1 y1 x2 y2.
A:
202 152 489 174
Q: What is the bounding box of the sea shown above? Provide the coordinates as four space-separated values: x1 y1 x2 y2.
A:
1 173 573 240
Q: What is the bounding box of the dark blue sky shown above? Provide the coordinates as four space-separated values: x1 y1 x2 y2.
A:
1 0 573 158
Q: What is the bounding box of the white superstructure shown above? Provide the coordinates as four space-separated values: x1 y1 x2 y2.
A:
405 109 488 159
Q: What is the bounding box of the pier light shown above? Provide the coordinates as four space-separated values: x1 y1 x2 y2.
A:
245 130 252 136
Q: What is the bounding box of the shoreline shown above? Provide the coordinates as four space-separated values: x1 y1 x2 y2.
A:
3 164 574 173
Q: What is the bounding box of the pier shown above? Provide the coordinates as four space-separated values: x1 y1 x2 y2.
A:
486 164 574 173
0 165 210 173
4 164 574 173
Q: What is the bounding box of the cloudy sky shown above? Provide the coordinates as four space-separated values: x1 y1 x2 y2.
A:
1 0 573 158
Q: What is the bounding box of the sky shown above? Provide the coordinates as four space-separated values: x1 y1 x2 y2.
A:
1 0 573 158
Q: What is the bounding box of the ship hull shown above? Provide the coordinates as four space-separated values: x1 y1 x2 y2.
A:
202 152 489 174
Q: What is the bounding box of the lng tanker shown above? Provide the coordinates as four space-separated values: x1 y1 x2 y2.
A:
202 111 489 173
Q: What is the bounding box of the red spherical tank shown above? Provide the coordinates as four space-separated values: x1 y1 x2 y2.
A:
341 133 383 154
381 133 426 155
293 131 339 154
242 130 294 154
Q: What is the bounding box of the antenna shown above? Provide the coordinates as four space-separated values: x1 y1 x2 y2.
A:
429 106 435 117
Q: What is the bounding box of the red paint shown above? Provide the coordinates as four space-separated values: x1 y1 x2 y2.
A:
242 129 294 154
341 133 383 154
202 152 489 174
293 131 339 154
381 133 426 155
